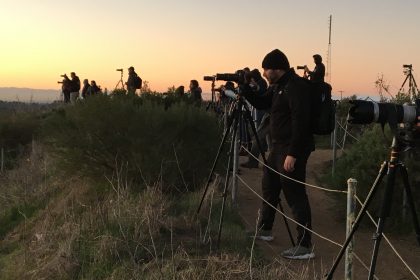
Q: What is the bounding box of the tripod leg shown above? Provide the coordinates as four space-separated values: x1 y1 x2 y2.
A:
368 162 398 279
325 161 388 280
398 75 410 93
242 105 267 163
217 115 240 249
242 103 295 246
196 104 237 215
399 165 420 245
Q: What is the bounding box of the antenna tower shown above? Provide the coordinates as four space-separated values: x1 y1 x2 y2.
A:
326 15 332 84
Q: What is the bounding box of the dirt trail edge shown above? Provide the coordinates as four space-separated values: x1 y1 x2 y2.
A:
237 149 420 280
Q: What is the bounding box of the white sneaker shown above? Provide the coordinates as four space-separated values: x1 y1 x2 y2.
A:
248 229 274 242
281 245 315 260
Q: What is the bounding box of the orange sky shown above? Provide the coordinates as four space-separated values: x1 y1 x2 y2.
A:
1 0 420 101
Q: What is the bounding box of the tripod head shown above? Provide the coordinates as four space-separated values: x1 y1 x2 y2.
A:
399 64 420 100
115 68 125 90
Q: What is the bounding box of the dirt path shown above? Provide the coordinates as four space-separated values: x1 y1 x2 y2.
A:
237 149 420 280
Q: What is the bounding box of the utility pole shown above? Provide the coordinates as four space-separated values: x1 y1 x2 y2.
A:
338 90 344 100
326 15 332 84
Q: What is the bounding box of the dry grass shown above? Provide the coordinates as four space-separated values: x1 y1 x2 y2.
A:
0 144 315 280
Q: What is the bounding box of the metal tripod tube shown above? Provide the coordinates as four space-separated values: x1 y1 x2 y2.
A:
196 102 238 215
399 165 420 245
325 161 388 280
368 159 398 279
217 114 240 248
242 103 295 246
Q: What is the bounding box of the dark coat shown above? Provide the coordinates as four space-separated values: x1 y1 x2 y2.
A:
243 69 314 157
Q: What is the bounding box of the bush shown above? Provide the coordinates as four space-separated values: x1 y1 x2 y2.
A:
0 108 43 169
327 125 420 230
41 94 223 193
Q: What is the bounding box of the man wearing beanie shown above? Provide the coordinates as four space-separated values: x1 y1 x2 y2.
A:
241 49 315 260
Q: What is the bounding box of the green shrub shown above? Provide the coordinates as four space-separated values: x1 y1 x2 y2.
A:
41 94 223 193
327 125 420 230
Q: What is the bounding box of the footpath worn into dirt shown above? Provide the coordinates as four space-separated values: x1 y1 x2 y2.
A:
236 149 420 280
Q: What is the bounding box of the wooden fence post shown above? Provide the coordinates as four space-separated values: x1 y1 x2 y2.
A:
345 178 357 280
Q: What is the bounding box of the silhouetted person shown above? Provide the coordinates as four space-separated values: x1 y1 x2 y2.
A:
90 80 101 95
189 80 202 105
61 74 71 103
175 85 185 97
304 54 325 82
70 72 81 104
126 66 142 94
81 79 91 99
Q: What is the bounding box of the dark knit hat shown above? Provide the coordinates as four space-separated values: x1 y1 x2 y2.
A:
262 49 290 70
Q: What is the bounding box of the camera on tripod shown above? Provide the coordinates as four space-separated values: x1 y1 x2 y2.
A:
348 99 420 126
216 69 246 84
348 99 420 146
116 68 123 72
203 75 216 82
296 65 307 70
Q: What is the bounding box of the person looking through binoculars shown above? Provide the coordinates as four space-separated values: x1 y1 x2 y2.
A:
240 49 315 260
302 54 325 82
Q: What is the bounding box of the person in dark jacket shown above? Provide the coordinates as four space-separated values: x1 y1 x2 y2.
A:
242 49 315 260
70 72 81 104
90 80 101 95
189 79 202 105
241 68 269 168
126 66 142 94
81 79 91 99
304 54 325 82
61 74 71 103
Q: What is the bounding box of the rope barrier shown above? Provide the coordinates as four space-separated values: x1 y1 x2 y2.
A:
237 174 343 247
336 121 360 142
241 146 347 194
236 174 380 279
354 195 420 280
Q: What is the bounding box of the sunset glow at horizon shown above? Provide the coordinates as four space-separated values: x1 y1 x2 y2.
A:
1 0 420 101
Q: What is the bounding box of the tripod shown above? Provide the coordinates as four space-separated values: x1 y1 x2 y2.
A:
115 69 125 90
326 136 420 280
205 78 219 112
196 95 295 248
398 64 419 100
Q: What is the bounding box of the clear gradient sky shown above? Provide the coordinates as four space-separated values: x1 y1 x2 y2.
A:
1 0 420 100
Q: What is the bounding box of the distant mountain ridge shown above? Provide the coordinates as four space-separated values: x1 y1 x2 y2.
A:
0 87 61 103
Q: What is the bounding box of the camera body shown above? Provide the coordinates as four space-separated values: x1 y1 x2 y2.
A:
297 65 306 70
116 68 123 72
60 74 67 78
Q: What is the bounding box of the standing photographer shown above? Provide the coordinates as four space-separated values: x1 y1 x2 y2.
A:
241 68 269 168
241 49 315 260
70 72 81 104
304 54 325 82
126 66 142 94
60 74 71 103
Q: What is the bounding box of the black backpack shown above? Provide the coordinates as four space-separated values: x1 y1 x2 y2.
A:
309 81 336 135
134 75 142 89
